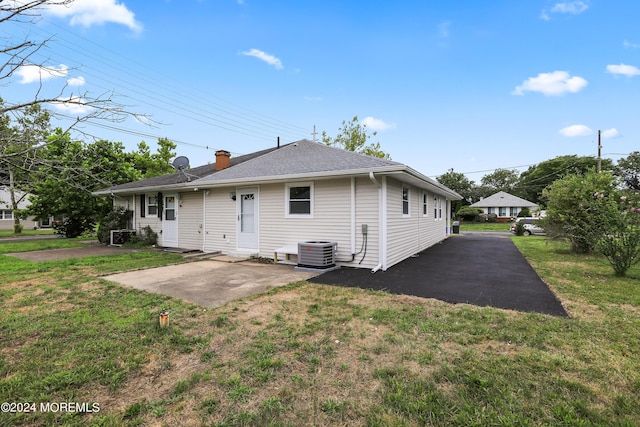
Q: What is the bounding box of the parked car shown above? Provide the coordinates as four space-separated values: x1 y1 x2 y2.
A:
510 217 545 236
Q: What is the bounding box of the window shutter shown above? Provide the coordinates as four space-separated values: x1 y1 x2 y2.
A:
157 192 163 220
140 194 146 218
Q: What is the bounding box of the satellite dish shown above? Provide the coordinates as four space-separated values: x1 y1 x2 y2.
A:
172 156 190 170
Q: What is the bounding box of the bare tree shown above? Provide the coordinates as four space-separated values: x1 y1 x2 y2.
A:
1 0 149 232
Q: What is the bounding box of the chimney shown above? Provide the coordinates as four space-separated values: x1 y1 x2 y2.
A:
215 150 231 171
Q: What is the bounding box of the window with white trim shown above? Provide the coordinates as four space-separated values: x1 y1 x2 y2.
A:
402 186 410 216
147 195 158 216
1 210 13 220
499 207 507 217
510 207 518 216
433 196 442 220
286 182 313 217
422 192 428 216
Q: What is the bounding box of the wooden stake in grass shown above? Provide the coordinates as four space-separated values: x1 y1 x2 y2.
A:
159 309 169 328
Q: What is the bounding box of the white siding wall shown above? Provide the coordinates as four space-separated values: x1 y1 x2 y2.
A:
178 191 204 250
203 188 237 254
258 177 380 269
386 178 447 269
134 193 162 238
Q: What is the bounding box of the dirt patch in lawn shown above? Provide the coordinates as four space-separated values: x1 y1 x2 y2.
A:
5 242 148 262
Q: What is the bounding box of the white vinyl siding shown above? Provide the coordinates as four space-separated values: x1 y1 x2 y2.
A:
259 178 379 269
386 179 447 269
178 191 204 250
203 188 238 254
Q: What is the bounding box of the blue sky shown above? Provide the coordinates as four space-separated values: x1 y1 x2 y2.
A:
5 0 639 182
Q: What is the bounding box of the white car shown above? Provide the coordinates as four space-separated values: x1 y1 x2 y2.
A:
510 217 544 236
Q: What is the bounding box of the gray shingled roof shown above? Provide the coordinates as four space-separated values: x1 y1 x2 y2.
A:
94 145 281 194
95 139 461 199
192 139 402 184
470 191 538 208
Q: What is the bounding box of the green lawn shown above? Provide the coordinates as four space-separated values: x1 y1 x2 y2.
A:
0 228 56 238
458 221 512 231
1 236 638 426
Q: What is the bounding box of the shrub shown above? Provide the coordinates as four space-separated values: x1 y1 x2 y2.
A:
514 221 526 236
517 207 531 217
126 225 158 248
456 206 483 222
97 207 132 244
486 213 498 223
587 192 640 277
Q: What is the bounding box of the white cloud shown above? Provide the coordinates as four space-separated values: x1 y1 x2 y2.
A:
362 117 396 131
551 1 589 14
559 124 593 137
623 40 639 49
512 71 587 96
16 64 68 84
44 0 142 33
67 76 86 86
437 21 452 39
606 63 640 77
541 1 589 20
51 96 93 115
601 128 620 139
304 96 322 102
241 48 283 70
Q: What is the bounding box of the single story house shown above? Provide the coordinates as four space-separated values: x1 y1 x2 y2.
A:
0 186 40 231
94 139 461 272
469 191 539 222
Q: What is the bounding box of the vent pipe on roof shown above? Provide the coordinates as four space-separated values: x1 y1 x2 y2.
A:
277 136 280 148
215 150 231 171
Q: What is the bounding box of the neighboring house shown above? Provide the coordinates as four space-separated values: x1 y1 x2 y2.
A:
94 139 461 272
0 186 40 231
469 191 539 222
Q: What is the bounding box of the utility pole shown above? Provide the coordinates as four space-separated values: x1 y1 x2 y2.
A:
311 125 318 142
597 129 602 173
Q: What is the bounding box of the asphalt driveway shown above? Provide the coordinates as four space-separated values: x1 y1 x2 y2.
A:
311 234 568 317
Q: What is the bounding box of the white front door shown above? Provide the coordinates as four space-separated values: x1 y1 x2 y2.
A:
237 188 258 250
162 194 179 247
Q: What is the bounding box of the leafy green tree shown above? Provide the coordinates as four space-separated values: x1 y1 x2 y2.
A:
588 190 640 276
540 171 617 253
517 155 614 206
0 101 51 233
480 168 519 194
437 168 475 212
28 131 140 237
322 116 390 159
615 151 640 191
130 138 177 178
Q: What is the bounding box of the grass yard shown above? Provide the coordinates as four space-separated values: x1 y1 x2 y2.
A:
0 229 56 238
458 221 512 232
0 237 639 425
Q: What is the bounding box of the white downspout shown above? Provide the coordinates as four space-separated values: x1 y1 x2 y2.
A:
369 172 385 273
202 190 207 252
132 194 137 230
350 177 356 255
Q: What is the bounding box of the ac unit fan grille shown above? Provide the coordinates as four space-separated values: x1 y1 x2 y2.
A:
297 241 337 269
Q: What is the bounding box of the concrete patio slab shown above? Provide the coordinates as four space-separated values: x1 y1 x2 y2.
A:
102 259 317 308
